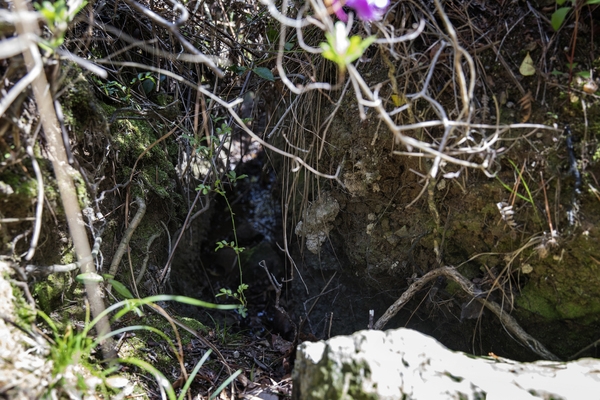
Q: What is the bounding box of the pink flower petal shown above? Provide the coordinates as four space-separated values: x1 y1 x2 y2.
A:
345 0 389 21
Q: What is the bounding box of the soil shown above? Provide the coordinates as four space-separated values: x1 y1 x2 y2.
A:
180 0 600 365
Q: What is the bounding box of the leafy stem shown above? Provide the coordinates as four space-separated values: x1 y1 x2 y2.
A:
195 146 249 316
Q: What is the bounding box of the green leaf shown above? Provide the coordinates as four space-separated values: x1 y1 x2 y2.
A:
178 350 212 400
118 358 177 400
109 279 134 299
76 272 104 283
228 65 247 75
266 27 278 43
252 67 274 82
284 41 294 51
576 71 591 78
345 35 376 64
210 369 242 399
320 22 376 73
551 7 571 31
320 42 338 63
586 0 600 4
141 78 156 95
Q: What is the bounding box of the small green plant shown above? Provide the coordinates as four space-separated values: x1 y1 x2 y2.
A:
190 117 250 316
37 280 240 399
227 65 275 81
196 166 249 317
37 311 100 395
550 0 599 86
496 160 535 205
130 72 157 95
34 0 87 51
216 283 249 318
551 0 600 32
320 21 377 74
181 133 213 158
215 239 245 254
215 121 232 136
99 80 130 101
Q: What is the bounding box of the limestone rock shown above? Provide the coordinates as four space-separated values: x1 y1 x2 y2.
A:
295 192 339 254
292 328 600 399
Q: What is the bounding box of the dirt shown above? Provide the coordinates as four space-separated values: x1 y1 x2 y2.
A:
255 0 600 362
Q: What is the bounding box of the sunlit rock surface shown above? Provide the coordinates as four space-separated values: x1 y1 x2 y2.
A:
292 328 600 400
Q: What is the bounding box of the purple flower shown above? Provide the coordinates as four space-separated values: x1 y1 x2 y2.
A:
334 0 390 22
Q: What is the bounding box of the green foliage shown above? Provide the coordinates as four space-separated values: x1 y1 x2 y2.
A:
179 349 212 400
252 67 274 82
195 152 249 317
228 66 275 81
94 74 158 103
131 72 157 95
34 0 87 51
508 159 536 210
37 310 93 377
496 160 535 206
36 309 109 397
551 6 572 31
209 369 242 400
215 239 245 254
551 0 599 31
75 271 104 283
37 292 239 398
215 121 232 136
197 183 211 195
215 284 249 318
98 79 131 102
209 174 249 317
320 22 376 73
104 275 135 299
227 170 248 186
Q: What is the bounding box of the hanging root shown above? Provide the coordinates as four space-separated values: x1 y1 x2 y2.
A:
374 266 560 361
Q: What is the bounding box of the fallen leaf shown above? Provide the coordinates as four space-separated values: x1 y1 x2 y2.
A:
519 52 536 76
517 91 533 123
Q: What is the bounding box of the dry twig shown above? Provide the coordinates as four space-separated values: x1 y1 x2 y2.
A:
374 266 559 361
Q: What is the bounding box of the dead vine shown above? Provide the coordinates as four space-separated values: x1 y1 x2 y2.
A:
374 265 560 361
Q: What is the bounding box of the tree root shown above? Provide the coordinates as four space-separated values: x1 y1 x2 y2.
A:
374 266 560 361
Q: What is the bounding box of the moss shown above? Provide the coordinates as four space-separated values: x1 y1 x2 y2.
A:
111 117 181 213
12 282 37 327
33 274 71 315
74 173 90 211
1 172 37 198
516 230 600 322
516 283 562 320
61 65 111 139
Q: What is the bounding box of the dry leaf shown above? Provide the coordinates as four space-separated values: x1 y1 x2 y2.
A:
583 79 598 94
518 91 533 123
519 52 536 76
